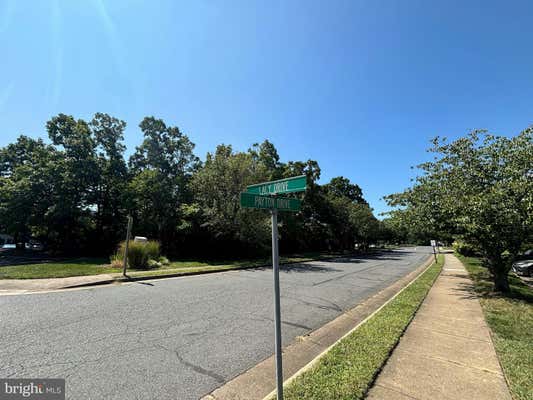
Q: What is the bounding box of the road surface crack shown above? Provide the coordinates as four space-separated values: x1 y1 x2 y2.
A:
174 350 226 384
312 263 383 286
155 344 225 384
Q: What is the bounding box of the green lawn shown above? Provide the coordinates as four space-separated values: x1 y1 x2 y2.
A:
281 255 443 400
457 255 533 400
0 251 352 279
0 258 115 279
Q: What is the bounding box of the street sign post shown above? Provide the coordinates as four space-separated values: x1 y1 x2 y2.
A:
122 215 133 277
246 175 307 196
241 176 307 400
271 208 283 400
430 240 437 262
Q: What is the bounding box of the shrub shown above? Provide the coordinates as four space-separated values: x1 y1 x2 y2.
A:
113 240 161 269
143 241 160 261
110 258 123 269
158 256 170 266
453 239 479 257
147 259 162 269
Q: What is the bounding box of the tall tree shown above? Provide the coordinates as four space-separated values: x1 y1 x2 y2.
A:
277 159 326 252
0 136 58 248
46 114 99 252
129 117 199 251
190 144 270 255
90 113 128 251
249 140 283 180
324 177 366 204
386 129 533 291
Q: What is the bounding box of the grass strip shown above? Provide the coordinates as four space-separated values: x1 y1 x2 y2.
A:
0 251 355 279
282 254 443 400
0 258 112 279
457 255 533 400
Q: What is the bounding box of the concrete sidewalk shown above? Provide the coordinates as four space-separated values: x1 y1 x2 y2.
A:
0 274 117 295
366 253 511 400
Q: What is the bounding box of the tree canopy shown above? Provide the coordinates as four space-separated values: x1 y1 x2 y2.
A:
0 113 383 258
385 128 533 291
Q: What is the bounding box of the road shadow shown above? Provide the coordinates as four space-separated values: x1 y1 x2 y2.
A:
316 249 413 263
133 281 155 286
0 249 106 268
280 263 342 273
448 273 533 304
0 249 65 267
329 255 403 263
448 280 479 300
242 248 429 275
251 262 342 274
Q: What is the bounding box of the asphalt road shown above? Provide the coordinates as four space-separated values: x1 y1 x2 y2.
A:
0 247 431 400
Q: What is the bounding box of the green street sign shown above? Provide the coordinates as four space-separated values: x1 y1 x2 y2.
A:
241 175 307 396
240 192 301 212
247 175 307 196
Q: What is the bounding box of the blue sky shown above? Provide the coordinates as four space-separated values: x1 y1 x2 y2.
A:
1 0 532 215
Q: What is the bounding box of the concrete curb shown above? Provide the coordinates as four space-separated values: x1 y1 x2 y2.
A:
201 254 435 400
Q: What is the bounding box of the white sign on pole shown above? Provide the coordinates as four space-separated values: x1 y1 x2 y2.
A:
430 240 438 262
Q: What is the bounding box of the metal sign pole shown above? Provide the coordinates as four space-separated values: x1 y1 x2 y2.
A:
430 239 437 263
271 209 283 400
123 215 133 277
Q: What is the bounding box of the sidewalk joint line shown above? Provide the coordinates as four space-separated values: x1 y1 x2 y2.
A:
411 324 490 343
374 383 423 400
394 348 504 376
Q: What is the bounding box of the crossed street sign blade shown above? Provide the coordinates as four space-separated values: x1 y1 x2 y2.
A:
240 192 301 212
246 175 307 196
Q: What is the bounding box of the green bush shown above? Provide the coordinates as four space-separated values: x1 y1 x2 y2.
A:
110 258 123 269
147 259 162 269
143 241 160 261
113 240 161 269
158 256 170 266
109 252 121 263
453 239 479 256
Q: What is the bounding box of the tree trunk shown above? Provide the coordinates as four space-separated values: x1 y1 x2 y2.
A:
484 253 511 293
14 232 24 252
493 268 510 292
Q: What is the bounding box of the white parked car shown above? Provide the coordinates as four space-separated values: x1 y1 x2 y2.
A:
25 241 44 251
512 249 533 277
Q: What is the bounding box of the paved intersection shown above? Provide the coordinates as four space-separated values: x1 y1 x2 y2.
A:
0 247 431 399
